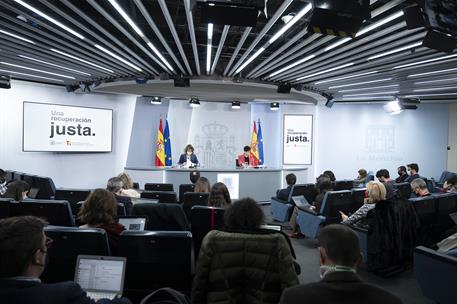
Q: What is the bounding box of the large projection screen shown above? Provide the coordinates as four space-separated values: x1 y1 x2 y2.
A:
23 101 113 152
283 114 313 165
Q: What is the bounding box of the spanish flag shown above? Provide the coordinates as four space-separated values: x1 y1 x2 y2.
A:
155 118 165 167
250 121 260 162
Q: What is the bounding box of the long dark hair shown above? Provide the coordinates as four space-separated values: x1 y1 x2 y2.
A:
224 198 264 230
3 181 30 201
78 189 117 226
208 182 231 208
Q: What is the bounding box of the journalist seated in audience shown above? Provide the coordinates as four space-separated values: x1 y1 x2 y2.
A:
280 224 402 304
207 182 231 208
395 165 409 183
405 163 420 182
323 170 336 182
354 169 368 185
78 189 125 255
339 181 387 226
276 173 296 201
0 216 131 304
192 198 299 304
117 172 140 199
189 170 200 184
410 178 431 197
0 169 7 196
376 169 395 200
443 175 457 193
107 177 132 213
3 180 30 201
194 177 211 193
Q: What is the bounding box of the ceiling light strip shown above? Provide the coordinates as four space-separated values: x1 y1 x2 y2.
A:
329 78 393 89
413 86 457 92
0 62 75 79
394 53 457 69
50 48 114 73
14 0 85 39
0 68 65 82
404 93 457 98
235 47 266 74
356 11 404 37
414 77 457 85
184 0 201 75
107 0 144 37
268 3 313 44
0 28 35 44
339 84 399 93
324 38 352 52
341 96 395 100
206 23 213 75
296 62 355 81
408 68 457 78
211 25 230 75
315 71 378 84
343 91 399 97
269 55 315 77
95 45 142 72
18 55 91 76
368 42 422 60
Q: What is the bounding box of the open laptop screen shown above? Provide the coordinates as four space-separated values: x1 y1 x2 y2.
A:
118 217 146 231
75 255 126 294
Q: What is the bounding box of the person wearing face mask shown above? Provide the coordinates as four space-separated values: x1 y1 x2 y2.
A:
395 166 409 183
280 224 402 304
178 144 199 168
0 216 131 304
3 181 29 201
405 163 420 183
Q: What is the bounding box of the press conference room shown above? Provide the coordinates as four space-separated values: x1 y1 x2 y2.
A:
1 1 457 304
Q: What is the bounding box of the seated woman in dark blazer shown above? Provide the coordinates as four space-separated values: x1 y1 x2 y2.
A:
178 144 199 167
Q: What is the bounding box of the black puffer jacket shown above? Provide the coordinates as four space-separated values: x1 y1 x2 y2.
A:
191 230 299 304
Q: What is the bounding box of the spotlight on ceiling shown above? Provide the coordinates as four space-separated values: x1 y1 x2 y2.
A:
189 97 200 107
384 99 403 115
0 75 11 89
150 96 162 105
270 102 279 111
325 97 335 108
232 101 241 109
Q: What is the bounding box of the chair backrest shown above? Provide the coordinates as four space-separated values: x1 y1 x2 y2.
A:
141 191 178 203
395 182 412 199
5 170 14 182
351 188 366 214
409 196 436 226
132 182 140 190
55 188 91 205
11 200 74 226
144 183 174 192
190 206 225 257
34 176 56 199
13 171 24 181
41 227 110 283
22 174 36 188
334 180 353 191
119 231 193 303
290 183 317 203
182 192 209 220
131 203 189 231
434 193 457 235
320 190 353 223
414 246 457 304
179 184 195 202
0 198 13 219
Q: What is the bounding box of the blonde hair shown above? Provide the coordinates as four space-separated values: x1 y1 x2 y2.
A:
366 181 386 203
117 172 133 190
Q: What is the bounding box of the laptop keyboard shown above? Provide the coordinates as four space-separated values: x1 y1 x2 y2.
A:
86 292 116 300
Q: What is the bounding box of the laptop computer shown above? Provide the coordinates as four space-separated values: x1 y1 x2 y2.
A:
261 224 282 231
27 188 39 199
450 212 457 226
291 195 311 208
118 217 146 231
74 255 126 301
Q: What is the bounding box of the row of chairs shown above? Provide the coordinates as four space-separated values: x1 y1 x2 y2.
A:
5 170 56 199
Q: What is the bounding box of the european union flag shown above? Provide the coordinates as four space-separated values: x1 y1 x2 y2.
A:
257 119 264 165
164 119 172 166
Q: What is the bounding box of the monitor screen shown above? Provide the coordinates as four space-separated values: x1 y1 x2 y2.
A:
23 101 113 152
75 257 124 292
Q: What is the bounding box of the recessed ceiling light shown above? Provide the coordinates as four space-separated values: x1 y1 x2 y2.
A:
0 62 75 79
14 0 85 39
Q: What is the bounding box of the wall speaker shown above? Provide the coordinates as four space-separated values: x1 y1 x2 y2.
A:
0 75 11 89
277 84 291 94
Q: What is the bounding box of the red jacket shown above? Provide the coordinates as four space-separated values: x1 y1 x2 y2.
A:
237 153 259 167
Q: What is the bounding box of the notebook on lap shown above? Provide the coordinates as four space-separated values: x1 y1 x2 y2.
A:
291 195 311 208
74 255 126 301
